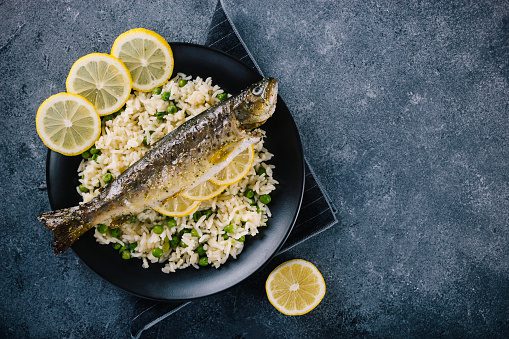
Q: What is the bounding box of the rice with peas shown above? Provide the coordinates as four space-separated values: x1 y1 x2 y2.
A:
77 73 277 273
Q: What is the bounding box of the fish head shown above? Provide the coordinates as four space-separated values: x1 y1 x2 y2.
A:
234 78 278 130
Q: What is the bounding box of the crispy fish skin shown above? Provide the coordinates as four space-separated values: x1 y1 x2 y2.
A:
39 78 278 253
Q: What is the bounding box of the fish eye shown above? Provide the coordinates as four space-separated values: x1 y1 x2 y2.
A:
252 86 263 96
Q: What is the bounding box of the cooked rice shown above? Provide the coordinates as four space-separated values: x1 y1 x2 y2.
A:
76 73 277 273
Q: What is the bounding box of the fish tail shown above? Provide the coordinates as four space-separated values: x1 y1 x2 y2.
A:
38 206 90 254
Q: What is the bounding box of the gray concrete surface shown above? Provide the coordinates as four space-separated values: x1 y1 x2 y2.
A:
1 0 508 337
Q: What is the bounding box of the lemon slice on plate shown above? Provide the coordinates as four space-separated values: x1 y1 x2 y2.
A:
265 259 326 316
111 28 174 92
153 195 200 217
181 180 227 201
66 53 132 116
35 93 101 156
210 145 255 186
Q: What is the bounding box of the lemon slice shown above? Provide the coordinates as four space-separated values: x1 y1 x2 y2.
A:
35 93 101 156
111 28 174 92
153 195 200 217
210 145 255 186
181 180 227 201
265 259 326 316
66 53 132 116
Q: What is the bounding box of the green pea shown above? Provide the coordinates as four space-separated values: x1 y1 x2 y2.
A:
198 257 209 266
81 150 91 159
179 240 187 248
89 146 99 155
152 248 163 258
178 79 187 87
222 234 229 240
217 93 228 101
256 166 266 176
259 194 271 205
91 153 99 161
109 228 121 238
128 242 137 251
112 243 121 250
237 235 245 243
118 245 126 253
244 189 254 199
161 91 171 101
166 103 178 114
191 229 199 237
79 184 89 193
170 235 179 249
152 87 162 95
193 211 202 222
129 215 138 224
224 224 234 234
152 224 164 234
121 250 131 260
167 217 177 228
103 173 113 184
97 224 108 234
196 245 206 257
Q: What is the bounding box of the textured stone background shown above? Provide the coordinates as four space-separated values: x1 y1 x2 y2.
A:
1 0 508 337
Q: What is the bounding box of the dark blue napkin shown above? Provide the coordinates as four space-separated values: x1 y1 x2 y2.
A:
130 1 338 337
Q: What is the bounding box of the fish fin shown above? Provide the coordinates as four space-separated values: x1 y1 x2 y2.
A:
38 206 89 254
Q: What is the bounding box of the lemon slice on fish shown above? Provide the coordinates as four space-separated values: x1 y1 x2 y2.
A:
153 195 200 217
181 180 227 201
266 259 326 316
210 145 255 186
66 53 132 116
111 28 174 92
35 93 101 156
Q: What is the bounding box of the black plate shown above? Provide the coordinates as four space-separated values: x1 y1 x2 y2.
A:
46 43 304 301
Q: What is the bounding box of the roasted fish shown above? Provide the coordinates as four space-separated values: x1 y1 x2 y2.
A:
39 78 278 253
